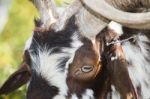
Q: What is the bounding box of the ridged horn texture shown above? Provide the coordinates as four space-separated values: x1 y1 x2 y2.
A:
82 0 150 29
106 0 150 11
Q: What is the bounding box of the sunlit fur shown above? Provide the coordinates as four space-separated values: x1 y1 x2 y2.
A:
24 34 33 50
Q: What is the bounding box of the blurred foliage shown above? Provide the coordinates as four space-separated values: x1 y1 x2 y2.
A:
0 0 37 98
0 0 72 98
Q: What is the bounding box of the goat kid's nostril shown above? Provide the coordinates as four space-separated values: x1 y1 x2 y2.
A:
81 65 94 73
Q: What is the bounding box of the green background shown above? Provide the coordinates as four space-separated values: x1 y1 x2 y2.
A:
0 0 71 98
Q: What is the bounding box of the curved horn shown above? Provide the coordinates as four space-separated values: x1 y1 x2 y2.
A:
31 0 58 28
53 0 110 39
82 0 150 29
106 0 150 11
76 8 110 39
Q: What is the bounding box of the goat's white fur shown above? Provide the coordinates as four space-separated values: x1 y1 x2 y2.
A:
109 22 150 99
123 35 150 99
30 50 69 96
110 85 121 99
71 94 78 99
108 21 123 36
81 89 95 99
53 94 66 99
29 32 83 97
24 34 33 50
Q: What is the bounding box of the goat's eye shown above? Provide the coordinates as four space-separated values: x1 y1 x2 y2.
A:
81 65 94 73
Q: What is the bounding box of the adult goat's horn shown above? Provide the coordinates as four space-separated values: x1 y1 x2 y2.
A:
82 0 150 29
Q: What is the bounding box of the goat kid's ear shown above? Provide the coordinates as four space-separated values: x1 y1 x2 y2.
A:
0 51 31 95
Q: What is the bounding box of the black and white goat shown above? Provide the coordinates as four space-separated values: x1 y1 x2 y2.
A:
1 0 150 99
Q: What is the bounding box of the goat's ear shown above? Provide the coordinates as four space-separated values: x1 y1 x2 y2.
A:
0 51 31 95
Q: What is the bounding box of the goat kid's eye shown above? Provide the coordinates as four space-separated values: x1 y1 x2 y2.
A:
74 65 94 76
81 65 94 73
